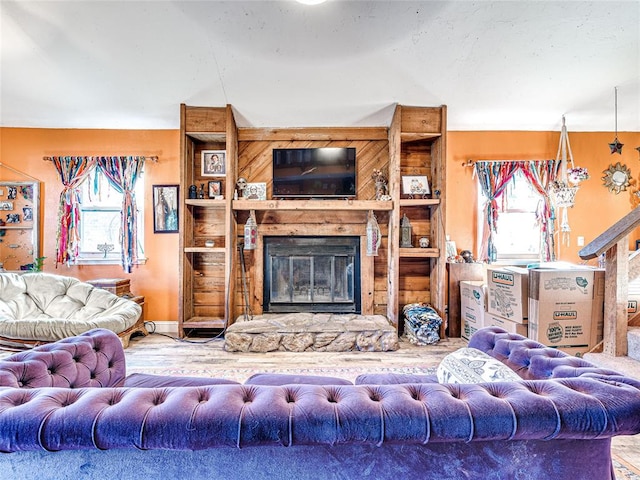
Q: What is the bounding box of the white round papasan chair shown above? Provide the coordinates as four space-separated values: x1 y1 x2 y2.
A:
0 272 146 348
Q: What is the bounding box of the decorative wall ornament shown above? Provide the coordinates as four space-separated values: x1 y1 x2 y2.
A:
609 87 624 154
365 210 381 256
602 162 631 194
244 210 258 250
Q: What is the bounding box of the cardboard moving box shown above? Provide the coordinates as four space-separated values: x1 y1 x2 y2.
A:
483 311 528 337
528 266 604 356
460 281 486 341
486 266 528 322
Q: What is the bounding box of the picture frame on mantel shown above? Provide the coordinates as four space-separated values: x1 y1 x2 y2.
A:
201 150 226 177
153 184 179 233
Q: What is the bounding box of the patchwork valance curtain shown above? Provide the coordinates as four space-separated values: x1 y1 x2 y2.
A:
49 156 148 272
475 160 560 263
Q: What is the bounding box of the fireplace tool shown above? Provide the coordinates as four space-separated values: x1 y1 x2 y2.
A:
238 241 254 321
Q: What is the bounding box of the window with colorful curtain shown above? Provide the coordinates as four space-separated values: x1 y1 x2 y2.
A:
49 155 149 273
475 160 560 263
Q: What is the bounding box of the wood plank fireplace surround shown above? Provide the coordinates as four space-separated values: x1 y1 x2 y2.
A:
178 104 447 350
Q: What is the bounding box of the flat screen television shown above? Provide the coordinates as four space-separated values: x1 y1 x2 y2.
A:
272 147 356 199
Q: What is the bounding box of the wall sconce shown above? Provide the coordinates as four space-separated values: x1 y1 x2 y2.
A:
244 210 257 250
400 214 413 248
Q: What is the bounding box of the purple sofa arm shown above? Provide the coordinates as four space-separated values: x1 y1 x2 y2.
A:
0 328 125 388
469 326 625 381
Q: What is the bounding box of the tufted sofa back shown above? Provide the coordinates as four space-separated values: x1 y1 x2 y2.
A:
0 328 126 388
469 326 623 380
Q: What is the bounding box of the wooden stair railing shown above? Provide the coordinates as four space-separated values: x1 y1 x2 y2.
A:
579 206 640 356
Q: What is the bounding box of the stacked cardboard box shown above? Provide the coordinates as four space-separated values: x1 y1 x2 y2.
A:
527 265 604 356
484 266 529 336
460 281 485 341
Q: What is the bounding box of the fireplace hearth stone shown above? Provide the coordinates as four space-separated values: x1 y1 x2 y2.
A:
224 313 398 353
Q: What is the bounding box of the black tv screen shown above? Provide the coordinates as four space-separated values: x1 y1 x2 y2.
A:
272 147 356 198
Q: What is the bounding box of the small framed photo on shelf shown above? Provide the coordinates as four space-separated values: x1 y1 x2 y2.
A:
402 175 430 198
243 182 267 200
153 184 179 234
208 180 223 199
201 150 226 177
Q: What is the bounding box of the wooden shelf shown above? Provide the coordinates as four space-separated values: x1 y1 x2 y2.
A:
233 199 393 211
182 317 227 329
185 199 226 207
0 225 33 230
399 247 440 258
401 132 441 143
185 132 226 142
399 198 440 207
184 247 226 253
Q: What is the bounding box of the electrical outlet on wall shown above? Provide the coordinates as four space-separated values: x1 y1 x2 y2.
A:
577 236 585 246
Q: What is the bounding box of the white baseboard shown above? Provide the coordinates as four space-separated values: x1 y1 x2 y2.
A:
144 321 178 335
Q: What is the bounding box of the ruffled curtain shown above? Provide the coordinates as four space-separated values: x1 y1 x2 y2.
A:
475 160 560 263
95 156 146 273
475 162 520 262
51 156 97 266
519 160 561 262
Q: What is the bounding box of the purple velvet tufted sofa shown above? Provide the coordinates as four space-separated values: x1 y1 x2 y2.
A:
0 327 639 480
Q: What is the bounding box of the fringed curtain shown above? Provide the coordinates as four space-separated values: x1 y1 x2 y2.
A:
51 156 97 266
519 160 561 262
95 156 146 273
475 162 520 262
475 160 561 263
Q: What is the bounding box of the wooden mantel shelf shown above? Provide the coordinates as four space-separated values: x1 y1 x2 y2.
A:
232 199 393 211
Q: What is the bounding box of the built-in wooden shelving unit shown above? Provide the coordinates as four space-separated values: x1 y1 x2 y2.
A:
179 103 446 336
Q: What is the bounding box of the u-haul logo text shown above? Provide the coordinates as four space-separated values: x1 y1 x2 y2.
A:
491 272 514 286
553 310 577 321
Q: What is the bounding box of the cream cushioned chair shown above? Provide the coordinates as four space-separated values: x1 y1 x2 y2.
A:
0 272 145 348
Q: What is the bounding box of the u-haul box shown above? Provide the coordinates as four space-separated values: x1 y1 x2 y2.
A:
486 266 528 322
528 267 604 356
460 281 486 341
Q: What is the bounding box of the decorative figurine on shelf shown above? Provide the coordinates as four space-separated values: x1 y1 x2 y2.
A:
235 177 248 200
371 168 388 201
188 184 197 199
419 237 430 248
197 183 205 199
400 214 413 248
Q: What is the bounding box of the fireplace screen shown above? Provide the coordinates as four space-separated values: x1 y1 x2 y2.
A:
264 237 360 313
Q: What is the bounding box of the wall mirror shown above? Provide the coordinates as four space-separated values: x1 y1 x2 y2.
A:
602 162 631 194
0 177 40 272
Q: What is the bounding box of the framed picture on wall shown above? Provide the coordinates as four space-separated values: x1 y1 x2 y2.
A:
153 185 179 233
201 150 226 177
402 175 430 198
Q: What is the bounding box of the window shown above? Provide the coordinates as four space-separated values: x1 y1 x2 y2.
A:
77 170 145 264
478 170 542 263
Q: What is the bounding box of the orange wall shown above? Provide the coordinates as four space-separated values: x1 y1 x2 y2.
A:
447 130 640 264
1 126 639 323
0 127 180 323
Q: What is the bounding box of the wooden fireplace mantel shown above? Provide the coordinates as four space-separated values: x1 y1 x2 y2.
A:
232 199 394 211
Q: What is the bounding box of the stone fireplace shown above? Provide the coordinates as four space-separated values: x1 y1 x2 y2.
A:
263 236 361 314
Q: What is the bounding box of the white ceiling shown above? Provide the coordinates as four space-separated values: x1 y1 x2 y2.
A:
1 0 639 131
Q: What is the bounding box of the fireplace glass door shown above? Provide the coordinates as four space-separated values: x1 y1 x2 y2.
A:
265 237 360 313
